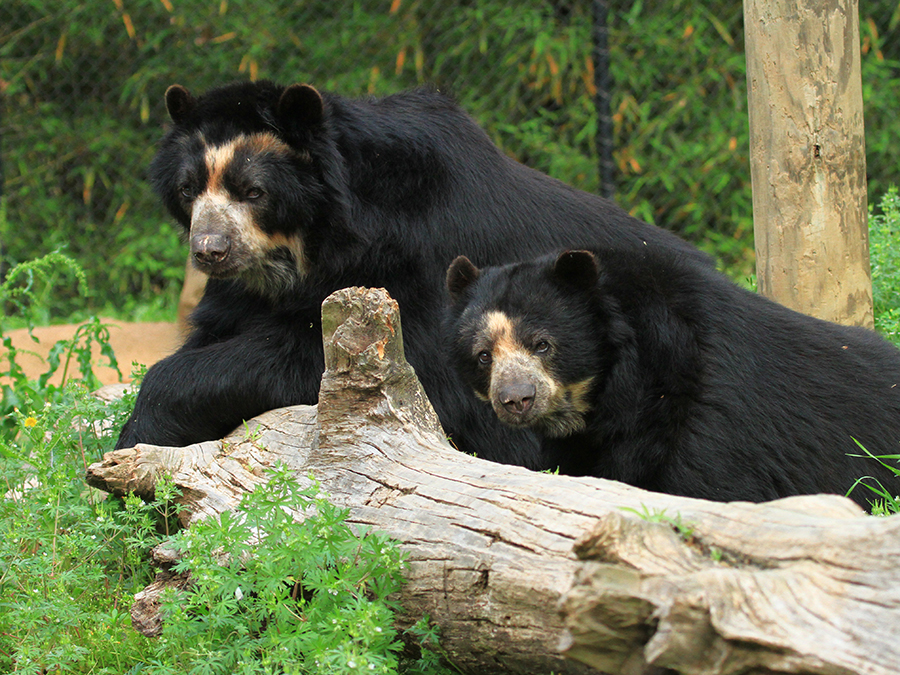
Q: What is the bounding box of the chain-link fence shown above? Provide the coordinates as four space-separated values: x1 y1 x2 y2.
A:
3 1 897 317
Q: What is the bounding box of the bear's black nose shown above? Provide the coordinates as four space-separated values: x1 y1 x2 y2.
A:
499 383 536 415
191 233 231 265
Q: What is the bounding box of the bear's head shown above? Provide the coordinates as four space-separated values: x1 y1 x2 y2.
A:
445 250 606 437
150 81 334 296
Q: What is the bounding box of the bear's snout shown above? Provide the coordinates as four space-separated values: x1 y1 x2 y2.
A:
498 382 536 415
489 353 551 428
191 232 231 265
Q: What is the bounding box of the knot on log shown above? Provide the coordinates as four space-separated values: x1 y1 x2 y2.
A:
573 510 707 574
318 287 445 441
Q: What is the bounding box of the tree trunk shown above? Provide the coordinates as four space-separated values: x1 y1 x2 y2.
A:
87 287 900 675
744 0 873 327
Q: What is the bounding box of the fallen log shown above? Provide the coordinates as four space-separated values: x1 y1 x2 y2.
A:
86 287 900 675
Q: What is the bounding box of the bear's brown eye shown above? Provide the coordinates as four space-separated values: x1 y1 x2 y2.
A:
180 185 193 199
477 350 492 365
535 340 551 354
245 187 263 200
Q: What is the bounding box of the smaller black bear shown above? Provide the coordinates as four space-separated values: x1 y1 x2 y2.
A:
445 248 900 507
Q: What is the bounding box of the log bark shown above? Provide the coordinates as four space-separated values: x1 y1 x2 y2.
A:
744 0 873 327
87 287 900 675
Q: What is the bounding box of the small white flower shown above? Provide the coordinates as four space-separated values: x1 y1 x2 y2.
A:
375 627 382 633
234 586 244 601
348 661 356 668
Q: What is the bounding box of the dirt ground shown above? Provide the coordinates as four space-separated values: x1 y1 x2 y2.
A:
2 320 184 386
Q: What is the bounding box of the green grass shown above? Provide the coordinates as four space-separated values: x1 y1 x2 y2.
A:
0 380 158 674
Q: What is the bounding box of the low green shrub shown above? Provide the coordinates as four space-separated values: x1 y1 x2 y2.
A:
869 187 900 347
146 465 447 675
0 383 160 674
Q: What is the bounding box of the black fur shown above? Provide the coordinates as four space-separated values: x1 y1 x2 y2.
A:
117 80 708 467
446 249 900 507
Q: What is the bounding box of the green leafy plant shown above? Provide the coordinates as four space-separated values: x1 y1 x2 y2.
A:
0 383 163 674
1 252 123 442
869 187 900 347
147 465 446 675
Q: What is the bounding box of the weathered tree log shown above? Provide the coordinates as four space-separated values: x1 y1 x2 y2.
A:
86 287 900 675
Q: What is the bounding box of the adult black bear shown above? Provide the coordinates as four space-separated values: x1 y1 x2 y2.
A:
445 249 900 507
116 80 707 466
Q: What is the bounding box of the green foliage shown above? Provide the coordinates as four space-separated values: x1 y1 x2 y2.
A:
846 438 900 516
1 253 124 442
0 250 161 672
0 395 449 674
610 2 753 273
0 252 128 441
144 465 446 675
869 187 900 346
859 6 900 208
0 384 163 674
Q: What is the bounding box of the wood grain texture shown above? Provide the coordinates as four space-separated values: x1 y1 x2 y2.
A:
744 0 872 327
87 287 900 674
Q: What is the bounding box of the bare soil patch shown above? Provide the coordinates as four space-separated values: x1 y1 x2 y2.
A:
2 320 183 386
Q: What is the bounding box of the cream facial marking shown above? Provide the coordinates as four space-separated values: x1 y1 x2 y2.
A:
203 133 294 192
480 311 520 359
204 143 237 193
562 377 596 415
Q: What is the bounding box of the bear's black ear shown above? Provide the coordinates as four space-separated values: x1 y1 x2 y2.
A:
553 250 599 290
278 84 325 127
165 84 195 124
446 256 481 304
